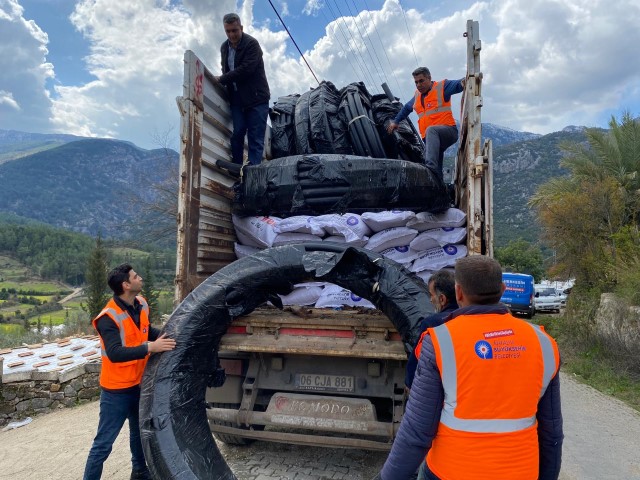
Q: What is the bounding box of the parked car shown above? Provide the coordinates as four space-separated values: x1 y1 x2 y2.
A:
534 285 563 313
501 273 535 318
556 289 568 307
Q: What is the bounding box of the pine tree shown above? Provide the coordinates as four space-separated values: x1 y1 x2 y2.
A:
141 255 160 324
82 235 110 320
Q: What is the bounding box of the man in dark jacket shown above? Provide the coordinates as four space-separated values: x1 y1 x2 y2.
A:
405 269 458 390
215 13 270 165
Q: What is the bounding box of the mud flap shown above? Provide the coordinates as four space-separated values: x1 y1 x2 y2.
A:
140 243 434 479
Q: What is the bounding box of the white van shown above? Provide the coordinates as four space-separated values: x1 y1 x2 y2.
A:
534 285 563 313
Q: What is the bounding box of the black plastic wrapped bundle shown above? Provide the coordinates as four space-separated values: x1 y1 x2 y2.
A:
308 81 352 155
294 90 314 154
140 243 434 479
233 154 450 217
338 83 386 158
269 94 299 159
371 94 425 163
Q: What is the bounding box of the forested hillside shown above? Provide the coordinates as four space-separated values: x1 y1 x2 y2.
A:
0 138 178 242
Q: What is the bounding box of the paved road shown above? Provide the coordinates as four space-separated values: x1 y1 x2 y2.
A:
1 372 639 479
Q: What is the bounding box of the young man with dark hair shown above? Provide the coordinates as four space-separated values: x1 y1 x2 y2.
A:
83 264 176 480
405 269 458 390
215 13 270 166
376 256 563 480
387 67 464 182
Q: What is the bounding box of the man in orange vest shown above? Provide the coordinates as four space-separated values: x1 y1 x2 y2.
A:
83 264 176 480
376 256 563 480
387 67 464 182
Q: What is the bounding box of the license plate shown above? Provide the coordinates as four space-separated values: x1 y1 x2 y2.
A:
294 373 355 393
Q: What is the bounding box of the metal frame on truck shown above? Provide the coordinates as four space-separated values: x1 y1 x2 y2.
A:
173 19 492 450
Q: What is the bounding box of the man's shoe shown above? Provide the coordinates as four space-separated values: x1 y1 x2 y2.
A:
130 469 152 480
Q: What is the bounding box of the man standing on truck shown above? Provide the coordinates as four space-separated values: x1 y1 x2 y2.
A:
376 256 563 480
387 67 464 182
83 264 176 480
405 269 458 391
215 13 270 166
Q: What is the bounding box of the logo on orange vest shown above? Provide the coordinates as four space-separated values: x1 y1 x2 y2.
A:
426 103 432 108
143 328 147 333
475 340 493 359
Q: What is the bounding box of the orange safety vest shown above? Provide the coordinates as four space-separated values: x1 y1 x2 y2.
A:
92 296 150 390
413 80 456 139
425 313 559 480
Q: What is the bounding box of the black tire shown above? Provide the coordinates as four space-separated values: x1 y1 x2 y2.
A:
234 154 449 217
208 403 262 446
140 243 434 479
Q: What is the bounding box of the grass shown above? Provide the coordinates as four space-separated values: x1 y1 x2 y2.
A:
538 309 640 413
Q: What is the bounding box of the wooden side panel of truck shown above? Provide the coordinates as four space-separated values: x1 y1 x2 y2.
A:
174 20 492 449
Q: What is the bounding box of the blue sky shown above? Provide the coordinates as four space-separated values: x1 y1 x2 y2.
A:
1 0 639 149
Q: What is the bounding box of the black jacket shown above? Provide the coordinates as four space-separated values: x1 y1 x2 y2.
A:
219 33 270 109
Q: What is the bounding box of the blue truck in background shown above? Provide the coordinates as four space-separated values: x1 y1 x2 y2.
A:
501 272 535 318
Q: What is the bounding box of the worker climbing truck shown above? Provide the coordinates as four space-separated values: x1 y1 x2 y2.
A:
173 20 492 451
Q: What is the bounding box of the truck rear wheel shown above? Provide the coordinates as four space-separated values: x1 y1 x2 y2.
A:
208 403 262 446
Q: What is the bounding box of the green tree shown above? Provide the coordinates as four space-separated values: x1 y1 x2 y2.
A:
83 235 111 319
495 239 545 281
141 255 160 324
530 112 640 290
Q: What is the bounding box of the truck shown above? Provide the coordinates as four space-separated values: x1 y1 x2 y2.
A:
173 19 492 451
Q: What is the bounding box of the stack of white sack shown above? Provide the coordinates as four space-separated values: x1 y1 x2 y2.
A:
232 209 467 307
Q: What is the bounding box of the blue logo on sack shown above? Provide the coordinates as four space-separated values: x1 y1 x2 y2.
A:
350 292 362 301
395 245 409 253
442 227 454 232
444 245 458 255
347 216 359 226
475 340 493 359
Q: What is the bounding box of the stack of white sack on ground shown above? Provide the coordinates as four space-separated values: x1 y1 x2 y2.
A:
232 209 467 307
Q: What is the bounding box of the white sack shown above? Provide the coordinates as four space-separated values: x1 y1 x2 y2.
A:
361 210 416 232
232 215 281 248
315 284 376 309
411 244 468 272
275 215 325 236
311 214 372 243
365 227 419 253
379 245 422 265
410 227 467 250
323 235 369 248
407 208 467 231
279 285 324 306
273 232 323 246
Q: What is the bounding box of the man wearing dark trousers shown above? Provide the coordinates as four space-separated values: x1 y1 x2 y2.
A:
405 269 458 391
375 256 563 480
387 67 464 182
216 13 270 166
83 264 176 480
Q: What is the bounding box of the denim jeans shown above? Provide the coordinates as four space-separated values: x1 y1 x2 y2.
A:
83 389 148 480
230 101 269 165
424 125 458 182
417 460 440 480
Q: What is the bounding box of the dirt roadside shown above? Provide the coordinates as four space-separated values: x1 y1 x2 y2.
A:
1 372 639 479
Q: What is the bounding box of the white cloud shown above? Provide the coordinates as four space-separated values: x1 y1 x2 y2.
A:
0 90 20 110
303 0 324 16
0 0 53 132
3 0 640 149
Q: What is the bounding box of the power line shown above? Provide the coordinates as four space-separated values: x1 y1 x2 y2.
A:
328 0 378 91
362 0 403 96
346 0 386 89
399 1 420 67
319 7 360 80
267 0 320 85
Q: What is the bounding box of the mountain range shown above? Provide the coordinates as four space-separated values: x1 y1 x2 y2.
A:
0 126 582 247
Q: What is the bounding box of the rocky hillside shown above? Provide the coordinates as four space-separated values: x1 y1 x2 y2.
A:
0 126 594 248
0 137 178 241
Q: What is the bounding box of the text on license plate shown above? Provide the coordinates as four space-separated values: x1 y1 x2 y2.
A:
294 374 355 392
